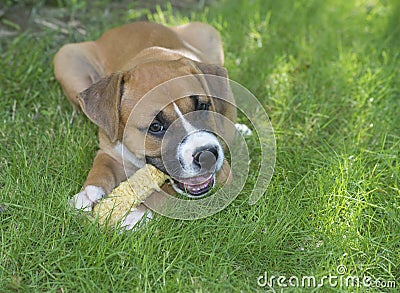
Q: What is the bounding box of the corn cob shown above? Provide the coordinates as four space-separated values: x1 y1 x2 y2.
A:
93 164 168 227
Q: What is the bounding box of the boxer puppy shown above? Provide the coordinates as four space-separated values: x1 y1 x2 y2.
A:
54 22 237 228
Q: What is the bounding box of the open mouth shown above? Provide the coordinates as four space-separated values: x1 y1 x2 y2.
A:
172 173 215 197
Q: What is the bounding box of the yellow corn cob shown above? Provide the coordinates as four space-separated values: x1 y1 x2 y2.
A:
93 164 168 227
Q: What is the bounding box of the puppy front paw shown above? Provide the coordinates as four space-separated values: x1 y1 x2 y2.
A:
70 185 105 211
120 204 153 231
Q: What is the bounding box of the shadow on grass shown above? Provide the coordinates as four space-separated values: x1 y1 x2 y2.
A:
0 0 204 38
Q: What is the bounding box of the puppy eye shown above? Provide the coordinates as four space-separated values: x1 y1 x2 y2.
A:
197 102 210 111
149 121 164 133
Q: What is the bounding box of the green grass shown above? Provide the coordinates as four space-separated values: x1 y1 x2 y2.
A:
1 0 399 291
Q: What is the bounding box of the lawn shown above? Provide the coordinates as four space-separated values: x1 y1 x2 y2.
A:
0 0 399 292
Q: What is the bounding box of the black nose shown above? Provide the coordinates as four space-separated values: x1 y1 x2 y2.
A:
193 146 219 169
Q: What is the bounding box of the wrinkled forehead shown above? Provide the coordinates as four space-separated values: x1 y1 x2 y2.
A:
125 60 206 99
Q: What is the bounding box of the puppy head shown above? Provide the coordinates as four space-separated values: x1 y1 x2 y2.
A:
140 94 230 197
77 58 236 197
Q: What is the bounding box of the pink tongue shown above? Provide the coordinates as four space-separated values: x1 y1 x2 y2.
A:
178 174 213 194
180 174 212 185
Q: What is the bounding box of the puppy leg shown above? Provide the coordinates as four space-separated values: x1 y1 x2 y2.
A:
70 151 128 211
120 204 153 231
172 22 224 65
70 185 105 212
53 42 106 109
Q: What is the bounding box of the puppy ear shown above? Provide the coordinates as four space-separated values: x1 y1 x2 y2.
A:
195 62 236 116
194 62 230 99
194 62 237 146
195 62 228 79
77 72 125 142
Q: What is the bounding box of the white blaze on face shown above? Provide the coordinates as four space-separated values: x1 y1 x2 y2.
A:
172 102 224 178
172 102 196 133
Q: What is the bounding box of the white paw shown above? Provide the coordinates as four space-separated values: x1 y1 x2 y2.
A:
120 204 153 231
69 185 105 211
235 123 253 136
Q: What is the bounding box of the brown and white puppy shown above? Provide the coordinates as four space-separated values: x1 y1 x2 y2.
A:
54 22 238 228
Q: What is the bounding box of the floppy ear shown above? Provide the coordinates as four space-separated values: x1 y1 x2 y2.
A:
194 62 229 100
195 62 228 77
77 72 125 142
193 62 237 150
194 62 236 122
